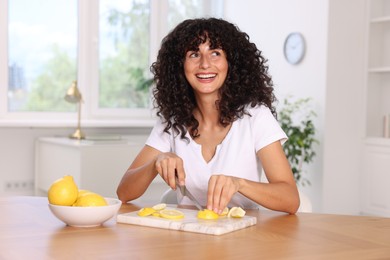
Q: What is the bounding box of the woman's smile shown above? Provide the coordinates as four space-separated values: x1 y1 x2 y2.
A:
196 73 217 80
184 41 228 95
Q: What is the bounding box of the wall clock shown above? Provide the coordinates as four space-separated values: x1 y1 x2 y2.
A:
283 32 306 65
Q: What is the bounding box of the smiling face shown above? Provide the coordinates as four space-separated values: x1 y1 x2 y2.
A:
184 41 228 98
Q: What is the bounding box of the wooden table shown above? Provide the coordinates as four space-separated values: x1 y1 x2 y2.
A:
1 196 390 259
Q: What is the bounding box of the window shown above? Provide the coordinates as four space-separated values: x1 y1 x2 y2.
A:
0 0 223 125
98 0 150 110
8 0 77 113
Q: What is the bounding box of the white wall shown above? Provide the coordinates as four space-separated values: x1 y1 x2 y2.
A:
224 0 328 212
322 0 366 215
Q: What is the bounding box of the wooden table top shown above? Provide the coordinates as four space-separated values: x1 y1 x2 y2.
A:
1 196 390 259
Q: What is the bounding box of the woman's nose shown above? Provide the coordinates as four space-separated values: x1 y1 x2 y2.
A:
199 55 211 69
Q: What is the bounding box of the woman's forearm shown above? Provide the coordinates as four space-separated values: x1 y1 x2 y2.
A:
117 156 159 203
238 178 300 214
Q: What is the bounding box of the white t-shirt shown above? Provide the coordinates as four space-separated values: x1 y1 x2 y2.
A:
146 105 287 209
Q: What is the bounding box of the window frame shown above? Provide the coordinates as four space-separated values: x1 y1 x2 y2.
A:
0 0 223 127
0 0 8 121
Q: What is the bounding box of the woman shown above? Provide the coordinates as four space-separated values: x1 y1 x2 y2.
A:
117 18 300 214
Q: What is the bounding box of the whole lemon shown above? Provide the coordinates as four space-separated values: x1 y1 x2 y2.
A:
48 175 78 206
76 189 92 198
73 192 107 207
71 189 92 206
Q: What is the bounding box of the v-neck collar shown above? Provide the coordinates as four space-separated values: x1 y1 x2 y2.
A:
186 122 236 165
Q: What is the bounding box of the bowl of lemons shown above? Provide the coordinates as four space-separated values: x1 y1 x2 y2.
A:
47 175 122 227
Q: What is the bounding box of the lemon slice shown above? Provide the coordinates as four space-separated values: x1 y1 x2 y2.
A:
197 209 219 220
152 212 161 217
137 207 156 217
152 203 167 211
219 207 229 216
159 209 185 220
227 207 246 218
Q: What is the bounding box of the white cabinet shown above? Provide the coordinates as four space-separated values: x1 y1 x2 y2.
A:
35 136 167 205
365 0 390 138
361 139 390 217
362 0 390 217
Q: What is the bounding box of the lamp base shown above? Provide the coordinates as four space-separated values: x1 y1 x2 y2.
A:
69 128 85 140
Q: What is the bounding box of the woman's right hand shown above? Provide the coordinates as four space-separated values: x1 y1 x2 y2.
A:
155 152 186 189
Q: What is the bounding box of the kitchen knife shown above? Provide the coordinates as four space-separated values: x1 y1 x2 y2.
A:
175 176 203 211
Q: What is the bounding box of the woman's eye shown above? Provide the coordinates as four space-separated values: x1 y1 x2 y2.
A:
211 51 221 56
189 52 199 58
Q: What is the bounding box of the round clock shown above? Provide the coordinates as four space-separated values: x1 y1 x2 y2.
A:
283 32 306 65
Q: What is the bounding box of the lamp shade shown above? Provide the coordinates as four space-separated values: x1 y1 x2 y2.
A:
64 81 82 103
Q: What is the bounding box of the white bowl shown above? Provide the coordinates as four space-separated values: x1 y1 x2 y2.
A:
49 198 122 227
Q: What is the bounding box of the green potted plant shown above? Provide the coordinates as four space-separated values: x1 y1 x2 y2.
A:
278 97 319 186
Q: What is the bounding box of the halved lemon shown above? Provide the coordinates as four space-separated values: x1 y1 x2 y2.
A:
227 207 246 218
159 209 185 220
152 203 167 211
137 207 156 217
197 209 219 220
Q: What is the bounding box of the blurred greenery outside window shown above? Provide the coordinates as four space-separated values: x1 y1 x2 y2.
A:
5 0 223 118
8 0 77 112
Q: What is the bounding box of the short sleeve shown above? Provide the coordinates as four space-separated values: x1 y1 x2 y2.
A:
249 106 287 152
145 117 172 153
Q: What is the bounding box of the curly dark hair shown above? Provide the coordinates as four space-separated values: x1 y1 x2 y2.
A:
150 17 276 140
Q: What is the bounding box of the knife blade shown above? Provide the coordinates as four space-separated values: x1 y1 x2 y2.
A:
175 176 203 211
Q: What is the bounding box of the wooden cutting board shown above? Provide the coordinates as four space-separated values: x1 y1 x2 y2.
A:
116 207 257 235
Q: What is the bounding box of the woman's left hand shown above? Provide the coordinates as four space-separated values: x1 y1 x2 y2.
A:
207 174 241 214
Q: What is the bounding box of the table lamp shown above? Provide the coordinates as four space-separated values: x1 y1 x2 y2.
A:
64 80 85 139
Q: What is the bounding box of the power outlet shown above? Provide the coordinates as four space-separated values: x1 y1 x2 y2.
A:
4 180 34 191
